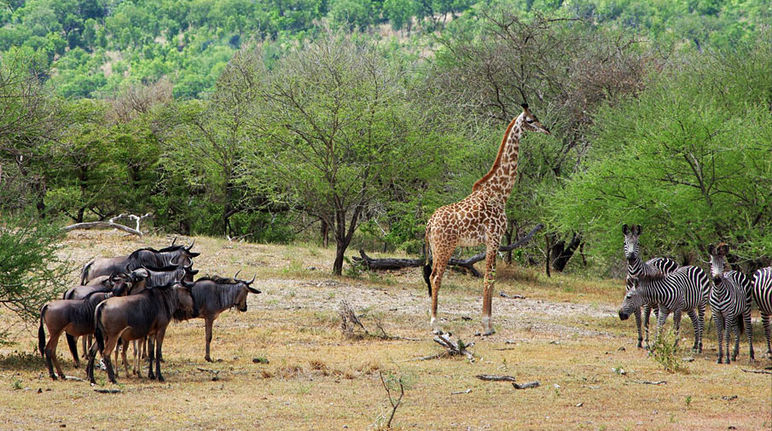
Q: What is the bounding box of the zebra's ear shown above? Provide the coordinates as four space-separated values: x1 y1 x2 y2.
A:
708 244 715 255
622 224 629 235
718 243 729 256
634 225 642 235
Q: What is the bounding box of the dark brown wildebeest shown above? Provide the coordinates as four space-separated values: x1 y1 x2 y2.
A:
63 272 144 361
80 240 200 285
181 273 260 362
38 277 134 379
87 281 196 384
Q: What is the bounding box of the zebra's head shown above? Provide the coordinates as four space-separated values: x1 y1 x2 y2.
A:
707 243 729 278
622 224 642 263
618 288 643 321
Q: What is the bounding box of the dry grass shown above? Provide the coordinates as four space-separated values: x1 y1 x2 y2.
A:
0 231 770 430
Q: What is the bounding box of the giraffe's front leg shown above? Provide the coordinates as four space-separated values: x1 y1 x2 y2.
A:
481 248 497 336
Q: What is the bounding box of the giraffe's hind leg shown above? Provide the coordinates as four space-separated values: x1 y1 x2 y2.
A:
481 247 497 336
429 246 454 333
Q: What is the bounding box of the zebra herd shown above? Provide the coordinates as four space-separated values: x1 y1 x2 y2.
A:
617 224 772 363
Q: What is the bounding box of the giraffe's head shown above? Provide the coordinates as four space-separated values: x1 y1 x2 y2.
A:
519 104 550 135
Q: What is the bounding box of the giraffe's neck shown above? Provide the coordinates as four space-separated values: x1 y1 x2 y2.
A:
472 114 524 203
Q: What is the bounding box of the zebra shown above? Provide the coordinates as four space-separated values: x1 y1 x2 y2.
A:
622 224 679 348
708 243 753 363
751 266 772 356
618 265 709 353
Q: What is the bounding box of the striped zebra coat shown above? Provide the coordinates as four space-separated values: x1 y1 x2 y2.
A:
618 265 710 352
708 243 753 363
751 266 772 355
622 224 679 348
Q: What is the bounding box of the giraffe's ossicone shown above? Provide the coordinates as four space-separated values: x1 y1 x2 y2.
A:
424 104 550 335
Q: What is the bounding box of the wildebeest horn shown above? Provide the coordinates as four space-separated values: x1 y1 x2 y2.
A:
246 275 256 285
182 279 195 288
170 255 181 266
171 237 177 246
186 239 195 250
234 270 241 280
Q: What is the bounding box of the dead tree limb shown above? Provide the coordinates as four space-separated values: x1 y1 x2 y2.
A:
63 213 152 237
740 368 772 375
433 332 475 361
353 224 544 278
379 371 405 429
475 374 518 382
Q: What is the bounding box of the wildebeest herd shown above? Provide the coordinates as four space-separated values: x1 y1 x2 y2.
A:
38 239 261 384
617 224 772 364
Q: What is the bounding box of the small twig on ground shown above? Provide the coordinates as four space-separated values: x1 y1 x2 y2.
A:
475 374 518 382
512 381 540 389
379 371 405 429
741 368 772 375
451 389 472 395
94 388 122 394
499 292 525 299
411 353 446 361
634 380 667 385
64 376 84 382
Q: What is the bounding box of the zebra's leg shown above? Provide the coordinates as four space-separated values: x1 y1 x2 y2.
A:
634 307 643 348
725 316 733 364
743 308 754 361
714 314 725 364
697 305 706 353
643 304 653 349
672 310 682 348
686 309 699 353
762 313 772 356
655 306 670 345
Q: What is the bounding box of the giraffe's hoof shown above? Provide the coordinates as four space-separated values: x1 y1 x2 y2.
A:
482 329 496 336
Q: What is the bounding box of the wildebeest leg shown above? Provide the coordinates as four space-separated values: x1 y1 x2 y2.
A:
101 336 120 384
65 334 79 368
86 343 99 384
147 337 155 380
81 336 87 359
120 339 130 377
155 329 167 382
205 318 214 362
44 328 63 380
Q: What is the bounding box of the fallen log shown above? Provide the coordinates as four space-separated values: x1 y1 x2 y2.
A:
352 224 544 277
433 331 475 361
513 381 540 390
64 213 152 237
475 375 518 382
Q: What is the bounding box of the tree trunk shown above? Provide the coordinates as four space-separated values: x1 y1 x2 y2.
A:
321 219 329 248
550 233 582 272
332 238 347 276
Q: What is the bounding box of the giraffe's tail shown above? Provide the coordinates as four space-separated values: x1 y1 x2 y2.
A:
423 226 433 297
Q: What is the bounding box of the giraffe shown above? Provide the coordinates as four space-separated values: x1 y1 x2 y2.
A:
423 104 550 335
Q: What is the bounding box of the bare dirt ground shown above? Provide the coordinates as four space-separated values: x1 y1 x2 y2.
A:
0 230 770 430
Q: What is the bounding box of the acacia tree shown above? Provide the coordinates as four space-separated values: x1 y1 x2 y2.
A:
247 35 435 275
549 41 772 270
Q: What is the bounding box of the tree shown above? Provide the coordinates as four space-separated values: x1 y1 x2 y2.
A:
0 217 71 338
247 35 437 274
549 40 772 270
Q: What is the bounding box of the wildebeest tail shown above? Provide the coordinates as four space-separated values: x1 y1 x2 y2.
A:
65 334 78 362
38 305 47 357
423 227 433 297
80 260 94 285
94 303 106 353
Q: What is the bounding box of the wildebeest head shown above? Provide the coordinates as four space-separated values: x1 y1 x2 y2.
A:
109 272 135 296
150 281 196 321
233 272 259 312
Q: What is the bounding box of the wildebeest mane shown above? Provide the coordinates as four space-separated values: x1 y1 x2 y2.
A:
195 276 238 284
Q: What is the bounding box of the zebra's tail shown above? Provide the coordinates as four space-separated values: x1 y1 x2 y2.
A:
38 305 48 358
423 226 433 297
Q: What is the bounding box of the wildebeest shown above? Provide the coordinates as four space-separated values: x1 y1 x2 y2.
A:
63 272 143 360
181 273 260 362
38 277 134 379
80 240 199 285
87 281 196 384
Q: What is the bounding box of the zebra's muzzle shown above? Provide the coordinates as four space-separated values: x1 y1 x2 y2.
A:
618 310 630 321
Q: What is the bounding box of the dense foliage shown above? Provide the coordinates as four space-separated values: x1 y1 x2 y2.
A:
1 0 769 274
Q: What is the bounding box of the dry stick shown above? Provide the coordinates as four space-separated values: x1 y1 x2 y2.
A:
513 381 540 389
452 389 472 395
475 374 518 382
379 371 405 429
740 368 772 375
433 332 475 361
634 380 667 385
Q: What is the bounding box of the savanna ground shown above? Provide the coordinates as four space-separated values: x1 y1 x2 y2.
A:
1 231 770 430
